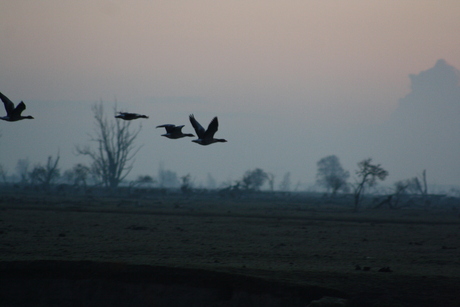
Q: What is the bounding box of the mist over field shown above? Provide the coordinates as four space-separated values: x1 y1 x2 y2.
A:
1 59 459 191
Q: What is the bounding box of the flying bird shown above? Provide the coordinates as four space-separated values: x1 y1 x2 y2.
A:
115 112 149 120
156 124 194 139
189 114 227 145
0 92 34 122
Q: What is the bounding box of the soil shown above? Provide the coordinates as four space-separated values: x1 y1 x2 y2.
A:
1 193 460 306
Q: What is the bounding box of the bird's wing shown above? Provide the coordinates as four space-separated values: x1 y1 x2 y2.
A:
0 92 15 115
156 124 176 133
13 102 26 116
174 125 185 132
204 117 219 139
189 114 205 138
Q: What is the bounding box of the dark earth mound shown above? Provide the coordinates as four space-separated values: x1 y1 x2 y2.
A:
0 260 345 307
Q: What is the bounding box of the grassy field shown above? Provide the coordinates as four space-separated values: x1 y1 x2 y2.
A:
1 192 460 306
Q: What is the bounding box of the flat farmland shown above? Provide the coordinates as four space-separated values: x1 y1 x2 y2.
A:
1 194 460 306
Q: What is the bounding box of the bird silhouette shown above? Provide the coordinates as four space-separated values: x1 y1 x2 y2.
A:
189 114 227 145
0 92 34 122
115 112 148 120
156 124 194 139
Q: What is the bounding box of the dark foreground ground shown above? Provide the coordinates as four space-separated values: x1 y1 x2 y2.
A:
1 193 460 306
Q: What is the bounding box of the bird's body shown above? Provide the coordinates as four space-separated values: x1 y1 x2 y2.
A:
156 124 194 139
0 92 34 122
189 114 227 145
115 112 149 120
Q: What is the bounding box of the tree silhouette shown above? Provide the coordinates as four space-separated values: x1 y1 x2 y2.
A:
76 102 142 189
241 168 268 191
180 174 192 194
353 158 388 211
0 164 7 183
15 158 30 184
316 155 349 196
29 154 61 190
279 172 291 191
63 163 91 187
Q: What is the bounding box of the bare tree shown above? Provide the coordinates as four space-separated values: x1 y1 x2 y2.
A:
279 172 291 191
15 158 30 184
266 172 275 191
316 155 349 196
76 102 143 189
353 158 388 211
241 168 268 191
180 174 193 194
406 170 430 207
408 170 428 194
63 163 91 187
0 164 7 183
374 180 410 210
29 155 61 190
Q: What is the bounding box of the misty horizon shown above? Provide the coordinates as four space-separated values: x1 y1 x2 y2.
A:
1 59 459 192
1 2 460 191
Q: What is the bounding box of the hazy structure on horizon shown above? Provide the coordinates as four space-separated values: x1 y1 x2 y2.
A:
375 59 460 187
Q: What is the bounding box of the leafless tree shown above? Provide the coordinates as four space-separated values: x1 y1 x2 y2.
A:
0 164 7 183
266 172 275 191
29 154 61 190
63 163 91 187
180 174 193 194
353 158 388 211
279 172 291 191
406 170 430 207
76 102 143 189
316 155 350 197
15 158 30 184
408 170 428 194
374 180 409 209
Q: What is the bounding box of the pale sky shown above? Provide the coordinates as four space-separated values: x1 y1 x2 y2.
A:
1 1 460 189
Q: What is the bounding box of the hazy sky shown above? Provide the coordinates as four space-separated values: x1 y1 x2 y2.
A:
1 1 460 189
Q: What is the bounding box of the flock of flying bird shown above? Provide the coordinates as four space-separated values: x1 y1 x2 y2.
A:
0 92 227 146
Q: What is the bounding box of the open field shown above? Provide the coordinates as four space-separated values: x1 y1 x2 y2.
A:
1 192 460 306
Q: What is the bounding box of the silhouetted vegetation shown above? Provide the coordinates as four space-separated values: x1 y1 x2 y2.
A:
180 174 192 195
278 172 291 192
240 168 269 191
2 150 458 212
28 154 60 191
316 155 349 197
63 163 91 187
353 158 388 211
15 158 30 184
0 164 7 183
76 102 143 189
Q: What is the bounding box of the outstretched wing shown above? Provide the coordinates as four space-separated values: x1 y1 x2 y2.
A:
173 125 185 133
204 117 219 139
189 114 205 138
156 124 176 133
0 92 15 115
12 102 26 117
